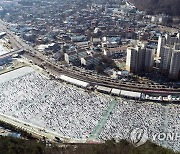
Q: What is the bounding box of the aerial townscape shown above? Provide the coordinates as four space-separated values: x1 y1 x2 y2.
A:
0 0 180 153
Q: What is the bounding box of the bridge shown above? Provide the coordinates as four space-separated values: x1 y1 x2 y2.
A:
0 49 24 60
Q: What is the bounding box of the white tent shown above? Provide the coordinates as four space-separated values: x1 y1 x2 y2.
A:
120 90 141 98
60 75 90 88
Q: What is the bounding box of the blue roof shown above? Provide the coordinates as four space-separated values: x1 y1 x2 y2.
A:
9 133 21 138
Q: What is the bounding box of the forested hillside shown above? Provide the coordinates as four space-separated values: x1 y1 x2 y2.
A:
129 0 180 16
0 137 177 154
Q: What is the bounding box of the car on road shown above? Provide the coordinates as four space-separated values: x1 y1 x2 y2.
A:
54 136 62 143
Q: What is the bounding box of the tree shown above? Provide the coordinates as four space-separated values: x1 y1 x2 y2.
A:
95 65 104 73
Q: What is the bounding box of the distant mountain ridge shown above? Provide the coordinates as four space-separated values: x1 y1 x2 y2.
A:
128 0 180 16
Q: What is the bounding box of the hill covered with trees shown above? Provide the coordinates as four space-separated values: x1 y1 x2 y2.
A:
0 137 178 154
129 0 180 16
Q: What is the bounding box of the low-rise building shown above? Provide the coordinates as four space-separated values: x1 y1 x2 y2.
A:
64 51 78 64
81 56 94 66
93 54 101 65
81 54 101 66
77 49 88 59
103 46 127 57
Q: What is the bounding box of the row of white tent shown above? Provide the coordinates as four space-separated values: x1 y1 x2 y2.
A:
59 75 90 88
59 75 142 99
96 85 142 99
59 75 180 102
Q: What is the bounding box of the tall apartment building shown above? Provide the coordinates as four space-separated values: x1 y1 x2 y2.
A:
165 33 179 46
168 45 180 80
144 47 155 72
160 44 180 80
126 45 154 73
126 47 138 73
177 33 180 44
136 46 145 72
160 46 172 74
157 35 166 57
169 49 180 80
157 33 180 57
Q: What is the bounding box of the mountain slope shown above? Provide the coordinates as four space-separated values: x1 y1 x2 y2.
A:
129 0 180 16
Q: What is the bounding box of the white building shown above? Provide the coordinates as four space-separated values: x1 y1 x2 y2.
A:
151 16 159 23
160 46 172 74
157 33 180 57
137 46 145 72
169 47 180 80
126 46 146 73
151 15 169 24
165 34 179 46
126 47 138 73
157 36 166 57
144 47 155 72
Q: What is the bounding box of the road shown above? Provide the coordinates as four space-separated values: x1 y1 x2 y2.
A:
0 49 23 59
0 113 87 143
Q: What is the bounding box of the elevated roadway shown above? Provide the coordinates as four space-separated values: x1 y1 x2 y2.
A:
0 49 24 60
